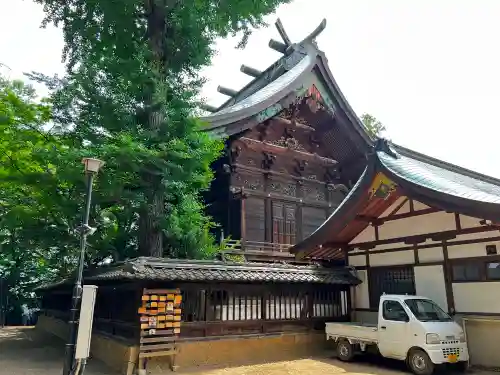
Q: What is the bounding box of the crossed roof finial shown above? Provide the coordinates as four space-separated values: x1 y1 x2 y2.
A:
269 18 327 54
200 18 328 113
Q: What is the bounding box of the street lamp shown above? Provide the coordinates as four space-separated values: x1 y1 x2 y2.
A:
62 158 104 375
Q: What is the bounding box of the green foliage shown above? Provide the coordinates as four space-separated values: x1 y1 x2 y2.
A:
0 1 292 316
0 76 75 314
30 0 290 257
360 113 386 138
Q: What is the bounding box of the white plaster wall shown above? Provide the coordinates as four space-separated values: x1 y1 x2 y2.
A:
353 270 370 309
351 226 376 244
458 214 483 229
447 241 499 259
379 197 409 218
413 201 431 210
378 211 456 240
369 250 414 266
453 282 500 313
414 265 448 311
418 247 444 263
348 254 366 267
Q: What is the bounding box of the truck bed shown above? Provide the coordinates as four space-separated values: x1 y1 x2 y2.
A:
325 322 379 343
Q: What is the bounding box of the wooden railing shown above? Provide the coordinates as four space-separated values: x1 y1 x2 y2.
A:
222 240 294 255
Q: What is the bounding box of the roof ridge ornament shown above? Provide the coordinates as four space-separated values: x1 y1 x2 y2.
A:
375 138 399 159
269 18 327 55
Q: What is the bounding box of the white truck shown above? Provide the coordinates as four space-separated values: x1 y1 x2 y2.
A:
326 294 469 375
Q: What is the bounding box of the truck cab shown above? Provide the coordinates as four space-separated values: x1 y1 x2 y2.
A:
325 294 469 375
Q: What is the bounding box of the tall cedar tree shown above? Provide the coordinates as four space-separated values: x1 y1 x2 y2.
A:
34 0 290 258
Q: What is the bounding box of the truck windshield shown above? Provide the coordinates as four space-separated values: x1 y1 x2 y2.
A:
404 299 452 322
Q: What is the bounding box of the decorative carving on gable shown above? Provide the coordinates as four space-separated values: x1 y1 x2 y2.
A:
301 182 326 202
261 152 276 170
234 173 264 192
269 136 307 152
268 179 297 197
281 102 315 129
324 166 342 184
294 159 308 176
267 124 307 152
246 158 257 167
327 183 349 195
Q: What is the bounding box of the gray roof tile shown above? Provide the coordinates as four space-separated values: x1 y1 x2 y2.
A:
37 257 360 290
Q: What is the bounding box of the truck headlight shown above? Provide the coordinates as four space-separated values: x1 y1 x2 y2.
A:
459 332 466 343
426 333 440 344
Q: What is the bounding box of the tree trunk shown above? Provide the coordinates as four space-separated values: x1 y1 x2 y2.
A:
138 0 167 258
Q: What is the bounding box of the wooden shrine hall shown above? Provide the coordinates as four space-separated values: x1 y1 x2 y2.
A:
35 17 500 373
199 18 372 263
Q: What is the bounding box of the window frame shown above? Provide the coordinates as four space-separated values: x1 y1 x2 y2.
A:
450 256 500 282
368 266 416 309
382 300 409 322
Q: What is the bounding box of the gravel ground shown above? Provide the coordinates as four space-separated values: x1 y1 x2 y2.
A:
1 327 497 375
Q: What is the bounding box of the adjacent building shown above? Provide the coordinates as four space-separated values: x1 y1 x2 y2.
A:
291 139 500 368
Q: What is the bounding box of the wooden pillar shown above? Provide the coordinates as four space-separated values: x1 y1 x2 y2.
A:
264 198 272 242
442 241 456 313
240 197 246 247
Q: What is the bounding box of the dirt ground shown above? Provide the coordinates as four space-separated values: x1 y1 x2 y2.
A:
0 327 497 375
0 327 115 375
177 357 408 375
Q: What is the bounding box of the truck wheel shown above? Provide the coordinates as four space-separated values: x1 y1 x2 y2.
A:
336 339 354 362
408 349 434 375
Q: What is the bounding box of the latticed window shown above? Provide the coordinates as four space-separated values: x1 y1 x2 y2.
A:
272 202 296 245
181 286 348 322
368 266 416 308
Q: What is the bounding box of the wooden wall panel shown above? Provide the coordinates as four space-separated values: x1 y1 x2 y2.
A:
245 198 265 242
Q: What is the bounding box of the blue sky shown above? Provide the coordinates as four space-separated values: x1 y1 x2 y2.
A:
2 0 500 177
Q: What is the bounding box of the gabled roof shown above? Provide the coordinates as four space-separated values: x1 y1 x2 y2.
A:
200 19 373 151
37 257 361 291
291 139 500 260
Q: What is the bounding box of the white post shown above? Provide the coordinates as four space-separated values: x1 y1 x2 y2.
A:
75 285 98 361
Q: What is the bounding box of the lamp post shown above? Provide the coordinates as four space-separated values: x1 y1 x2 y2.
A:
62 158 104 375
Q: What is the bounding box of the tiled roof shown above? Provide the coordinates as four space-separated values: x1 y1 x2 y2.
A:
200 51 315 132
380 145 500 204
37 257 360 290
290 139 500 259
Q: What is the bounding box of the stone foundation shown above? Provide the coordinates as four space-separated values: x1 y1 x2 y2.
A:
36 315 329 374
457 315 500 369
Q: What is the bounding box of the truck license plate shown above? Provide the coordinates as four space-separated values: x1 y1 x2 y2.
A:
448 354 458 363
